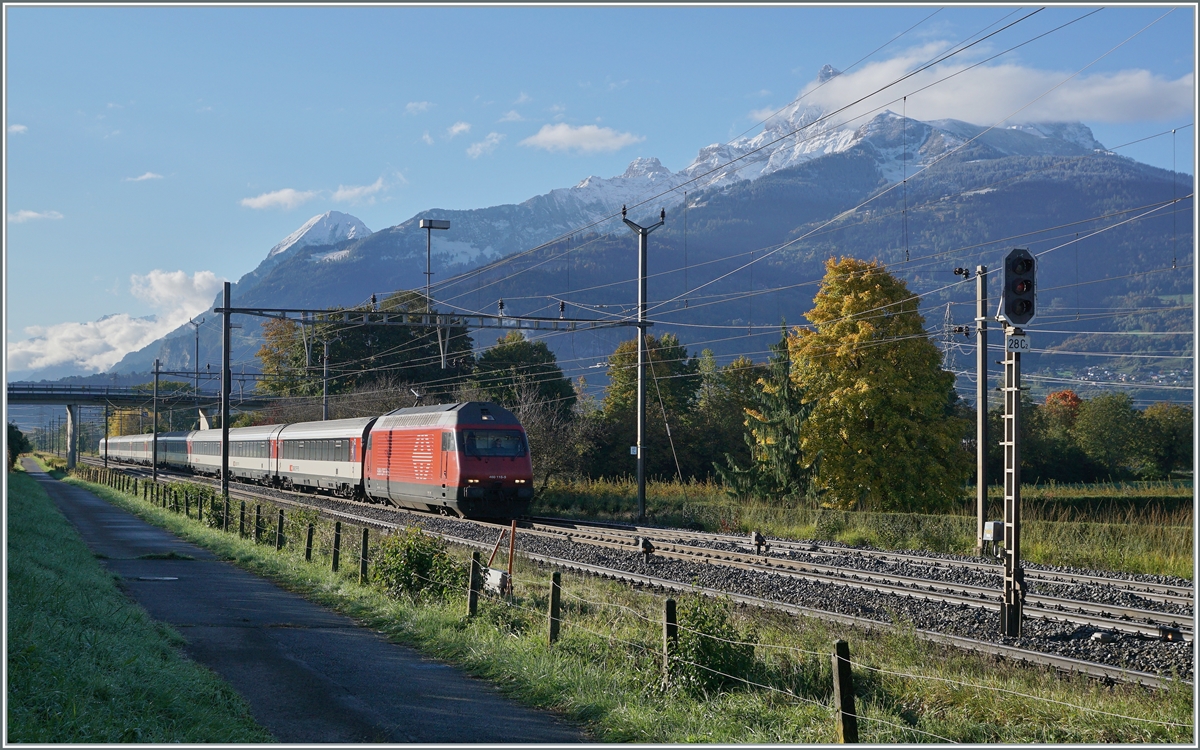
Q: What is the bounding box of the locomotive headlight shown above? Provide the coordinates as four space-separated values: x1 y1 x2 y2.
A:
468 478 479 484
514 479 526 484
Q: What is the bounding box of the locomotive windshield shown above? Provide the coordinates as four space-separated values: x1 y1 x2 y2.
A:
462 430 526 457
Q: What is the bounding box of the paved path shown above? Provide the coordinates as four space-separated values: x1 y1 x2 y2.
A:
24 460 586 744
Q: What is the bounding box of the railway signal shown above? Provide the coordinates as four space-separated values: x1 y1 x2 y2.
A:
1002 248 1036 325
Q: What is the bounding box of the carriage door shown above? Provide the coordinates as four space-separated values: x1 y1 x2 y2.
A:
441 430 456 497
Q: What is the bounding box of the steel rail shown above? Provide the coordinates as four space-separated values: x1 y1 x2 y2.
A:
76 459 1189 689
529 516 1196 604
523 521 1192 640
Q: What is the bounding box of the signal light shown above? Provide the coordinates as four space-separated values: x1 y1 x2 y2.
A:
1002 248 1036 325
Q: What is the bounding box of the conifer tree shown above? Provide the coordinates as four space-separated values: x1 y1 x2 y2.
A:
716 329 818 503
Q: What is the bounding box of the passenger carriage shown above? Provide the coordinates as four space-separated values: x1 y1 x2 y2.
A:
274 417 375 497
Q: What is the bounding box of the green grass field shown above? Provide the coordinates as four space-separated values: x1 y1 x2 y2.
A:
5 465 272 743
51 466 1195 743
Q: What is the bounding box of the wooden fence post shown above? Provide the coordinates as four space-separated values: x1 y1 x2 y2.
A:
276 509 285 551
185 492 191 518
223 497 230 532
663 598 678 684
332 522 342 572
548 571 562 645
254 505 262 543
468 551 481 617
359 528 369 584
305 523 315 562
832 639 858 743
239 501 246 537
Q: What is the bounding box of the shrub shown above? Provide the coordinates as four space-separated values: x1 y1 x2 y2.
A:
370 526 467 600
671 595 756 695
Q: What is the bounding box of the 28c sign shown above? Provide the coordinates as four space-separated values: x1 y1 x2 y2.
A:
1005 333 1031 352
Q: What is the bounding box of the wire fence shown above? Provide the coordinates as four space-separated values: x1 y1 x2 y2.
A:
70 464 1196 741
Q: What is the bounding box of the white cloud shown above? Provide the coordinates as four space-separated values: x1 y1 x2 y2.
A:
447 121 471 138
519 123 644 153
748 105 782 122
8 124 28 134
467 132 505 158
332 176 386 203
406 101 433 114
7 209 64 223
130 269 224 314
125 171 163 182
7 269 224 374
499 110 523 122
799 46 1194 125
240 188 318 210
422 131 434 145
515 92 532 104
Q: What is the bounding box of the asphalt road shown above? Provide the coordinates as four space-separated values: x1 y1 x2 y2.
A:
24 460 586 744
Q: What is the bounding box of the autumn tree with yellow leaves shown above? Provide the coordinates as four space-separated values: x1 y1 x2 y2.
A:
790 257 970 512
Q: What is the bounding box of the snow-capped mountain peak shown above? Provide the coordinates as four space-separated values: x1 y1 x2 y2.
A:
817 64 841 83
267 211 371 259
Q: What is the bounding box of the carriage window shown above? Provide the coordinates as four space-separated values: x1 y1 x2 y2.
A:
462 430 525 457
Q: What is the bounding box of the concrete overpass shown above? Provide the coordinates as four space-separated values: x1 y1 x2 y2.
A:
6 384 276 469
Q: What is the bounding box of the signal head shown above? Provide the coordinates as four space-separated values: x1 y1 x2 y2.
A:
1002 248 1036 325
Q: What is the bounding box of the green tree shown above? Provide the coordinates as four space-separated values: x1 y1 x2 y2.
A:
257 290 474 400
790 257 970 511
8 422 32 469
597 333 699 479
472 331 575 415
1072 392 1139 477
1135 401 1192 479
716 332 817 503
690 351 767 481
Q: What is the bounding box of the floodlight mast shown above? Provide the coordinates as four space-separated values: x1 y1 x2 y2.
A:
420 219 451 311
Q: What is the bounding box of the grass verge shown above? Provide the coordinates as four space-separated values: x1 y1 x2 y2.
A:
57 467 1195 742
533 478 1194 580
5 466 272 743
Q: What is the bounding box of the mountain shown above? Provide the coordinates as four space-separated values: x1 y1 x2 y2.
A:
25 72 1191 404
105 211 371 377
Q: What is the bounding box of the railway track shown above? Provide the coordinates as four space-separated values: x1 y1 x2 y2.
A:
523 518 1193 640
79 459 1195 688
529 516 1195 606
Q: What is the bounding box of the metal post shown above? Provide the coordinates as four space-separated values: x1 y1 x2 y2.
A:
220 282 231 504
622 206 664 521
1001 326 1024 636
276 509 285 551
976 266 988 556
152 359 159 483
103 405 109 468
190 316 204 426
305 523 315 562
323 339 331 421
65 404 78 470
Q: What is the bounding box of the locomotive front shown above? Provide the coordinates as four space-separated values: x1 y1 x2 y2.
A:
364 402 533 519
453 404 534 518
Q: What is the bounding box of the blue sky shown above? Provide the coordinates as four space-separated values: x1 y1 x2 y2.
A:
4 4 1195 377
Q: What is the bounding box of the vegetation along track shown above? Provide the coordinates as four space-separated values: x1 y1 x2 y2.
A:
84 460 1194 687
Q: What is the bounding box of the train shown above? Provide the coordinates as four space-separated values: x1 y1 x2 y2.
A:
98 402 534 519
